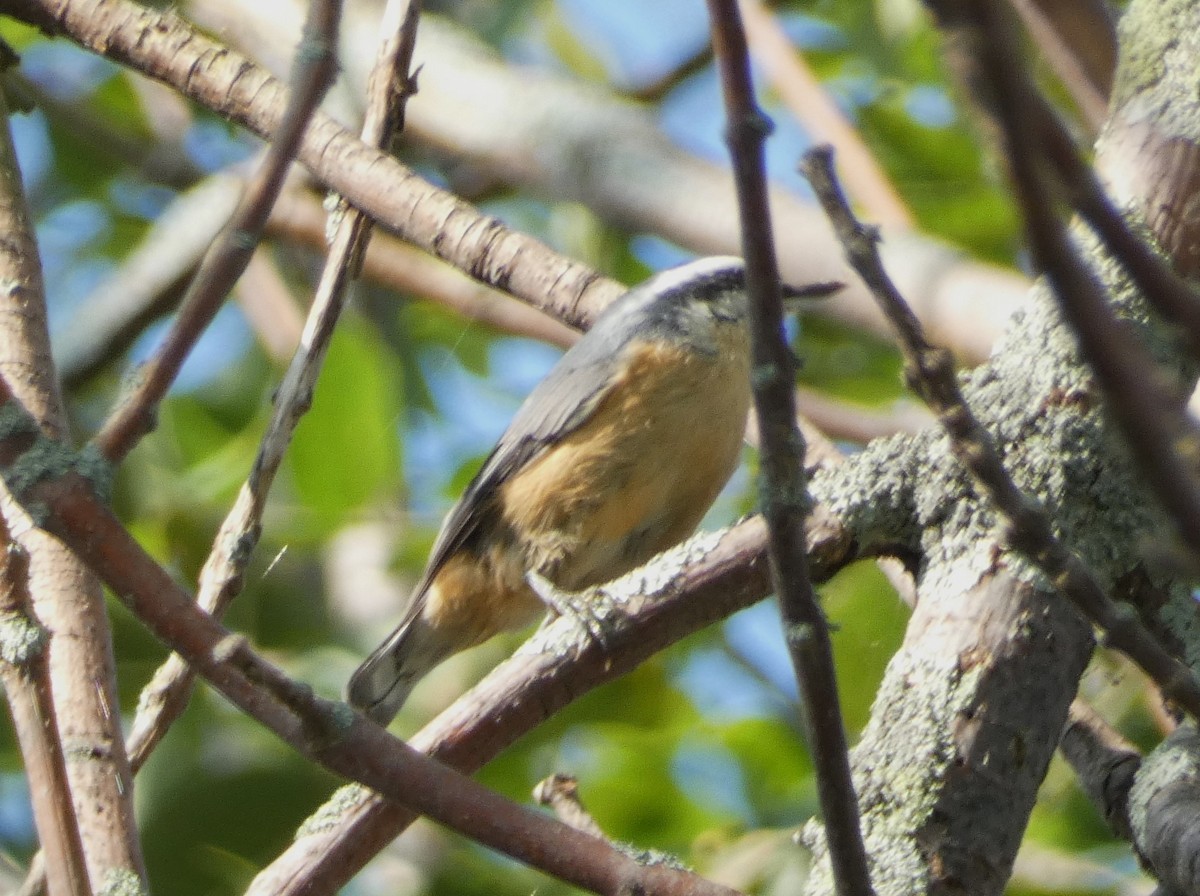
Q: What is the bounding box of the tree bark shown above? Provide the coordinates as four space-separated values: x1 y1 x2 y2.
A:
801 1 1200 892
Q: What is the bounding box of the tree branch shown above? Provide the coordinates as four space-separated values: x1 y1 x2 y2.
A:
5 0 626 330
246 504 856 895
125 0 419 777
927 0 1200 577
0 393 749 896
707 4 874 896
804 142 1200 717
0 76 145 892
91 0 341 461
8 0 1031 366
0 513 90 896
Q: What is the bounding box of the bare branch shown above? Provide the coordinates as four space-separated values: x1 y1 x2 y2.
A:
925 1 1200 578
803 143 1200 717
706 5 875 896
91 0 341 460
12 0 1030 364
0 79 144 891
0 517 90 896
737 0 913 230
0 393 747 896
267 188 579 348
6 0 626 331
127 0 417 776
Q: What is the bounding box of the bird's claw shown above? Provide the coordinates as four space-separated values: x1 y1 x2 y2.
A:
526 571 619 654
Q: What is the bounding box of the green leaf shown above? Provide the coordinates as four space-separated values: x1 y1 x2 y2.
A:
288 318 402 528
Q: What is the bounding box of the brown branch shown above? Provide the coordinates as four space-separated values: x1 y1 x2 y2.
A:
706 5 875 896
1060 699 1140 841
0 394 747 896
246 505 856 895
0 83 144 890
780 413 919 608
0 517 90 896
737 0 913 230
127 0 421 776
1005 0 1115 132
802 144 1200 720
57 177 577 390
91 0 341 461
203 0 1031 362
8 0 626 331
928 2 1200 574
15 0 1033 366
267 188 579 348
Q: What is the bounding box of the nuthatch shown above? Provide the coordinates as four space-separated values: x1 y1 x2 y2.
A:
348 256 839 723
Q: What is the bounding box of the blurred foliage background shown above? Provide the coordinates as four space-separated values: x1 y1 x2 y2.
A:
0 0 1158 893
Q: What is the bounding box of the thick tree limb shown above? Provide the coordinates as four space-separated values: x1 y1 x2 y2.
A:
0 74 144 893
793 1 1200 892
0 398 748 896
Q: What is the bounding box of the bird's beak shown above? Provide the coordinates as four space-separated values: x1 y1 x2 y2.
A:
781 280 842 314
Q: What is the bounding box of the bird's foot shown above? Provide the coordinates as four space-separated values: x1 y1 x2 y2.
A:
526 571 621 654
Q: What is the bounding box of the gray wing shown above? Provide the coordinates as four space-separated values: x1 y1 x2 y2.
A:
405 295 652 612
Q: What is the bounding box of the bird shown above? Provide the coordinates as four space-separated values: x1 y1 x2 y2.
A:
347 256 839 724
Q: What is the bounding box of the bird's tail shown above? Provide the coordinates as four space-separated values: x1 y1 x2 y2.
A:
346 614 456 725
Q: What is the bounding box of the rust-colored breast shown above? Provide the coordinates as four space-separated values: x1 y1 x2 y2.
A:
500 323 751 590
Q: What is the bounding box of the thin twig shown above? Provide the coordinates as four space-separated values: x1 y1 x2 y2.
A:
12 0 1034 365
126 0 420 772
245 512 858 894
923 0 1200 565
0 388 743 896
59 176 577 390
706 4 875 896
802 144 1200 720
737 0 913 230
0 519 91 896
9 0 625 332
0 82 144 891
91 0 341 461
